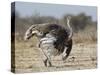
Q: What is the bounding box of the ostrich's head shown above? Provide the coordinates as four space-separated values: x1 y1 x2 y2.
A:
24 23 49 41
24 24 40 40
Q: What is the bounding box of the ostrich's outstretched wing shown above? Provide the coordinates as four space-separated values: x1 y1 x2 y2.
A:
62 39 73 60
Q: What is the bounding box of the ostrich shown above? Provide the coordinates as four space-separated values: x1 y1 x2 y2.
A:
24 17 73 67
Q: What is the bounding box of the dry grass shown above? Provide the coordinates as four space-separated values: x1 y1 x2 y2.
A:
73 26 97 44
73 32 97 44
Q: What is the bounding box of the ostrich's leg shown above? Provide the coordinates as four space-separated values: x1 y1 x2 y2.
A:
44 57 52 67
41 48 52 67
44 58 48 67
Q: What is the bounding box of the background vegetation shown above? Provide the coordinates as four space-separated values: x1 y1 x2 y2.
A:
13 11 97 43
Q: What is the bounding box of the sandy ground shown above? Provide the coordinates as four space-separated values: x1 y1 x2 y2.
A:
13 40 97 73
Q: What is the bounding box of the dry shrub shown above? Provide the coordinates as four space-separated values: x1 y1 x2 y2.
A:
73 25 97 44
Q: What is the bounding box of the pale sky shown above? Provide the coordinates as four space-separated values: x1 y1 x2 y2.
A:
15 2 97 21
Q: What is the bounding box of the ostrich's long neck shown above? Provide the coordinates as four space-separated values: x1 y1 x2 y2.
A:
67 17 73 40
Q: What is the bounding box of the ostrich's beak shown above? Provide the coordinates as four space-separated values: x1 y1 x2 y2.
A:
24 33 35 41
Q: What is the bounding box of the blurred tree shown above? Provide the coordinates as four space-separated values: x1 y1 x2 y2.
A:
71 13 93 32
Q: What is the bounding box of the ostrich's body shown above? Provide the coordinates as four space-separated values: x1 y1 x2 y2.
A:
24 17 73 67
